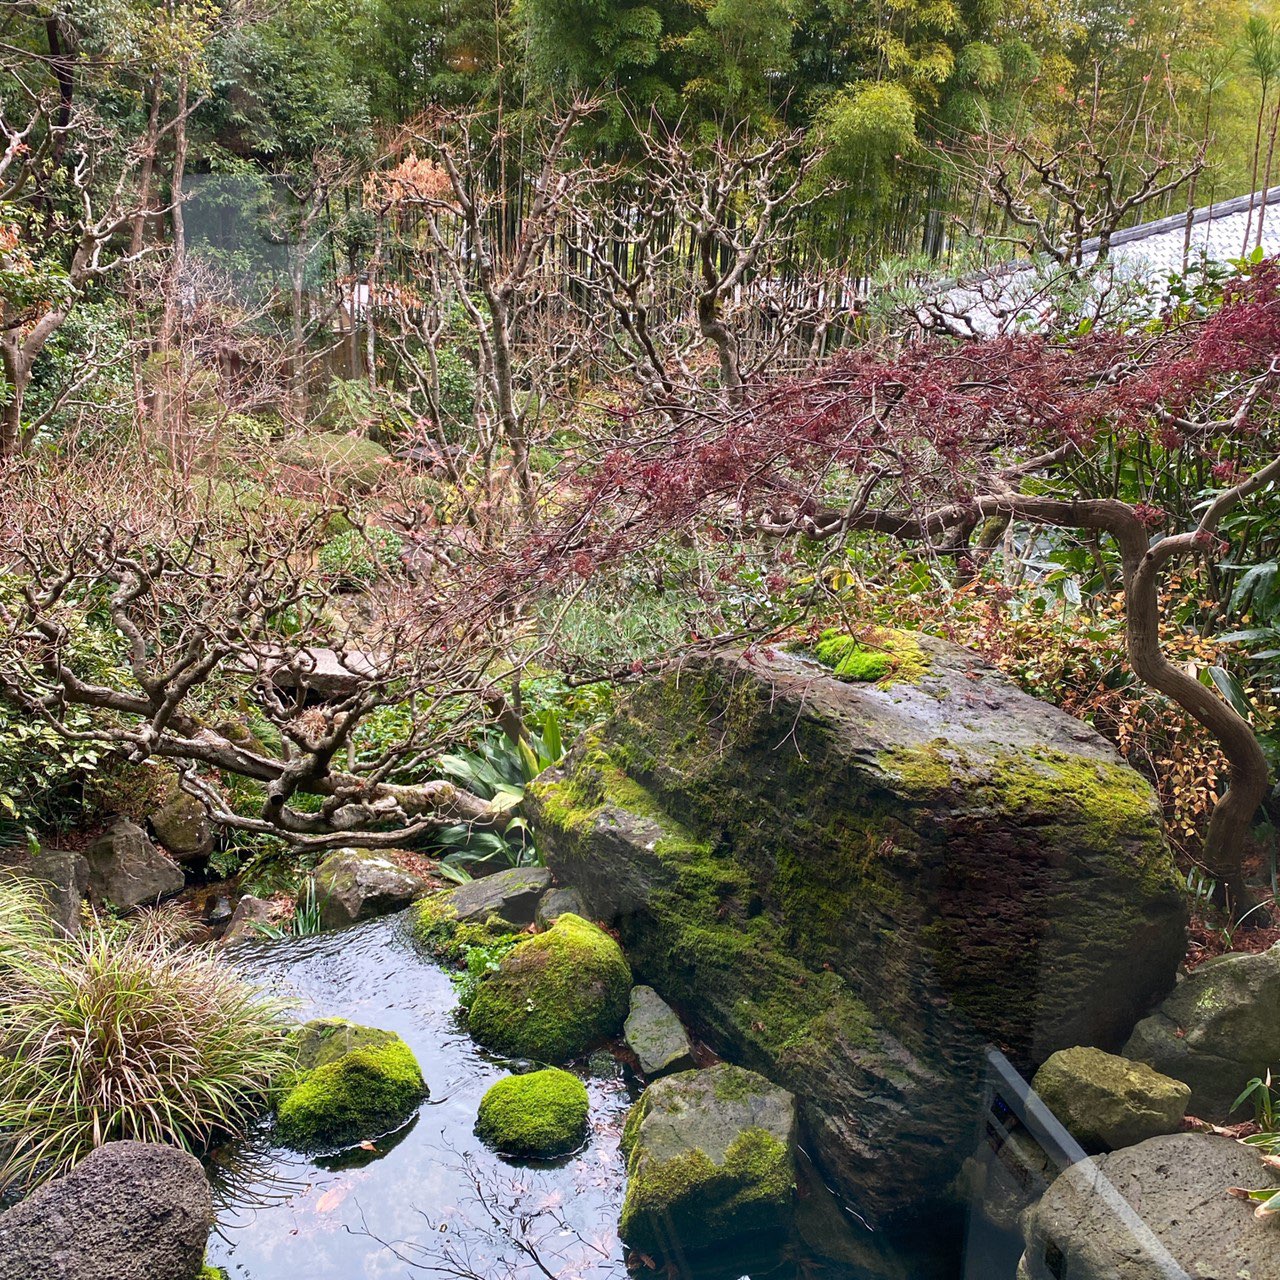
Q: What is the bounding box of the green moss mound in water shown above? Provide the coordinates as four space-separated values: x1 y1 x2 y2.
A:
276 1030 425 1149
475 1067 590 1157
811 627 929 684
467 913 631 1062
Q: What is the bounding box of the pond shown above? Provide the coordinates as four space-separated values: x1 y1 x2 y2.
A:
205 912 907 1280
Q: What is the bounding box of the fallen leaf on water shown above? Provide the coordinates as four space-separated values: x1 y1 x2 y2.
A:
358 1140 377 1151
315 1184 349 1214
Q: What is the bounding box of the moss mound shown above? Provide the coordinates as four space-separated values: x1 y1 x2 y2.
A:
467 913 631 1062
276 1024 425 1149
811 627 929 684
276 431 390 491
475 1068 590 1157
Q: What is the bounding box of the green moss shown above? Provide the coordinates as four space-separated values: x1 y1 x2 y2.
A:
475 1068 589 1157
289 1017 398 1073
199 1265 229 1280
411 893 520 966
276 1035 425 1149
467 913 632 1063
619 1127 794 1255
811 628 931 686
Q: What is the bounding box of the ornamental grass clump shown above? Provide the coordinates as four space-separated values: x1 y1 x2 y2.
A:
0 881 292 1189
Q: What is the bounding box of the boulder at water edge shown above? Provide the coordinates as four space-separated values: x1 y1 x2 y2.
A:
309 847 427 930
1122 943 1280 1120
276 1017 426 1148
475 1067 589 1157
1031 1047 1190 1152
619 1063 796 1258
0 1141 212 1280
1018 1133 1280 1280
467 913 631 1062
442 864 553 927
625 985 695 1077
528 638 1186 1225
535 883 586 928
85 816 185 910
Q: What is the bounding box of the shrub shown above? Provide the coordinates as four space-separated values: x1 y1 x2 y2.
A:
317 526 404 584
276 431 390 492
0 882 292 1188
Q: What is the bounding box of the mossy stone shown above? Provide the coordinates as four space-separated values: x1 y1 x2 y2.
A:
276 1024 425 1149
811 627 930 685
467 913 631 1062
1031 1046 1189 1152
619 1063 796 1257
475 1068 589 1157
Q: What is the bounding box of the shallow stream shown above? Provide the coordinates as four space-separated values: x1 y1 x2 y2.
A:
206 912 902 1280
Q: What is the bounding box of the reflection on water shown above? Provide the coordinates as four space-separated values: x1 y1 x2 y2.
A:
206 911 903 1280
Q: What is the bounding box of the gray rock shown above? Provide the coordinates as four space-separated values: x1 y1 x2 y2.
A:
85 818 184 911
0 1140 212 1280
529 639 1186 1225
149 791 213 860
625 985 695 1077
1 850 89 936
619 1063 796 1256
448 865 552 927
1122 944 1280 1121
1018 1133 1280 1280
310 848 426 930
263 646 383 699
1032 1047 1190 1152
220 894 274 944
535 884 586 928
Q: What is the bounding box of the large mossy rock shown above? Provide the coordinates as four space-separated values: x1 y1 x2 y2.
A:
1017 1133 1280 1280
1032 1047 1189 1152
149 791 213 861
467 913 631 1062
0 1141 212 1280
1122 943 1280 1120
276 1017 426 1149
619 1063 796 1258
527 640 1185 1224
0 850 88 936
475 1067 589 1157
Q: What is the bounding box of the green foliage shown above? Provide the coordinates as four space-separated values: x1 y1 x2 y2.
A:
317 526 404 583
0 883 292 1188
811 628 930 684
475 1068 589 1157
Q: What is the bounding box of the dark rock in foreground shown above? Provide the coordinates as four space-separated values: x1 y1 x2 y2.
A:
0 1141 212 1280
1018 1133 1280 1279
529 638 1186 1225
619 1063 796 1258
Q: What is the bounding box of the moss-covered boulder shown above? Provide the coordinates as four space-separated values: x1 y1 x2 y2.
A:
527 640 1185 1226
475 1068 590 1157
619 1063 796 1258
467 913 631 1062
1122 942 1280 1120
1031 1046 1189 1152
276 431 390 492
276 1018 426 1149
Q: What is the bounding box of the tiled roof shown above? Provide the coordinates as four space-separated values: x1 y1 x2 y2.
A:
922 186 1280 336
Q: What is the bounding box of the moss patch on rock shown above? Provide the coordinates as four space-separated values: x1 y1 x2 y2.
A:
412 893 520 966
276 1025 425 1149
619 1064 796 1258
475 1068 589 1157
467 913 631 1062
811 627 930 685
